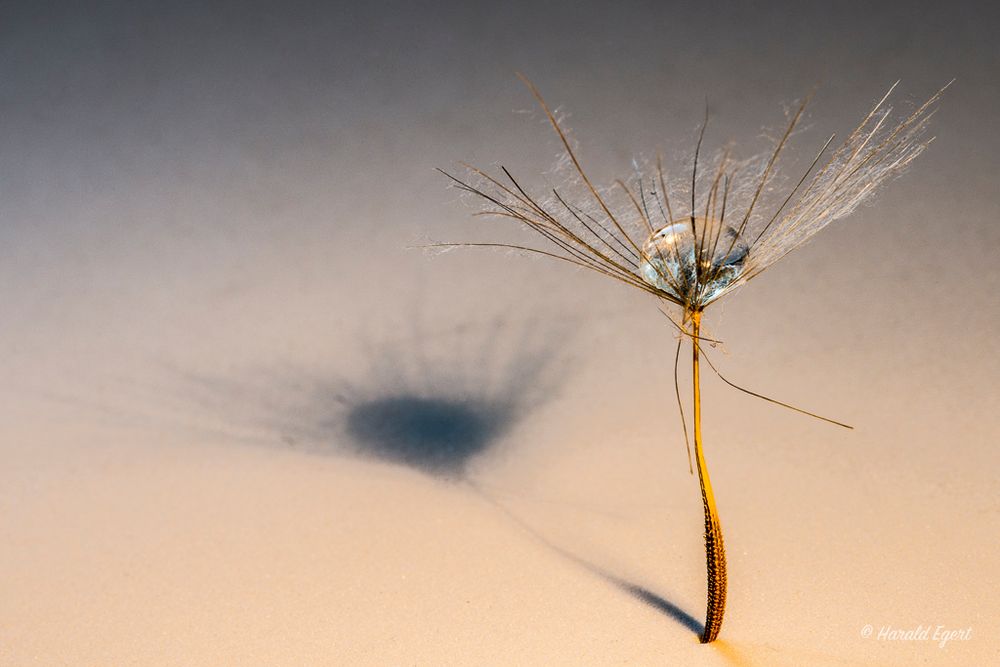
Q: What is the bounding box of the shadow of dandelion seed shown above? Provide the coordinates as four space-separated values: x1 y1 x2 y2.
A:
145 306 709 635
161 309 572 481
439 74 950 643
345 395 510 476
331 312 572 479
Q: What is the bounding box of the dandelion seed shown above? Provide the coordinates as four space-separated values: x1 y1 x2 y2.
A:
438 74 948 643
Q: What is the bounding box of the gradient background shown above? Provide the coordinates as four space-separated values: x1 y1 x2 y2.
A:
1 1 997 665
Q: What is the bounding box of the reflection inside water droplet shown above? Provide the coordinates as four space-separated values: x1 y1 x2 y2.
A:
639 219 748 304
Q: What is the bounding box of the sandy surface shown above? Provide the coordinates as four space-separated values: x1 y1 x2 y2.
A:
1 2 998 665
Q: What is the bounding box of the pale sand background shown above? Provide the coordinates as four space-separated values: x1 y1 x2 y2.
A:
1 1 998 665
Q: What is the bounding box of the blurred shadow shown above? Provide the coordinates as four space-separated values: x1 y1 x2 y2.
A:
345 395 507 476
140 307 572 481
101 303 704 640
471 483 705 637
325 309 569 478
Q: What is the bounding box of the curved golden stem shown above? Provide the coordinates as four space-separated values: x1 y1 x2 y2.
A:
691 311 727 643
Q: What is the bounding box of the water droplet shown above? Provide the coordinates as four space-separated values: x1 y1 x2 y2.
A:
639 219 748 304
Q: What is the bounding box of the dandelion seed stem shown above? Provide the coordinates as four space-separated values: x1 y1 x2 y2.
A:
691 311 727 643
